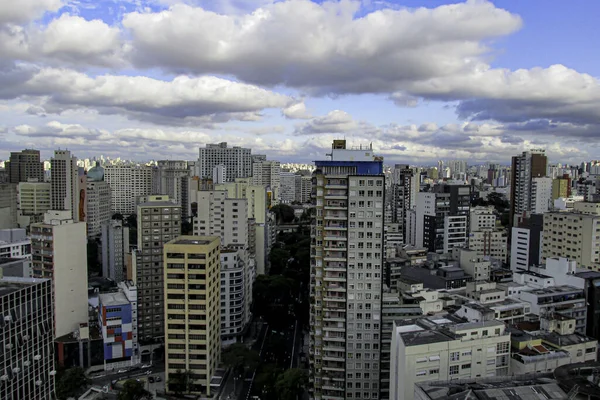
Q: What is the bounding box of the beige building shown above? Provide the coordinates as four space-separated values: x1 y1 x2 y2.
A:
86 180 112 237
50 150 80 222
31 210 88 337
192 191 248 248
164 236 221 397
135 196 181 339
0 183 18 229
17 180 51 227
542 201 600 270
390 318 510 400
251 160 281 205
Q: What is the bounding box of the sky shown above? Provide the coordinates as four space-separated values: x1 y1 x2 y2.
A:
1 0 599 165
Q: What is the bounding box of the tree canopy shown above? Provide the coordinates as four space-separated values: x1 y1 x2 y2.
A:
270 204 296 224
118 379 152 400
222 343 260 377
275 369 308 400
55 367 90 400
168 370 194 396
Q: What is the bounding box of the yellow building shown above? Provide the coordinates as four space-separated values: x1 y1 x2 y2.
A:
552 177 570 199
163 236 221 396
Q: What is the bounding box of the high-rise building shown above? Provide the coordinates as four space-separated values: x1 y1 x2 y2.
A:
86 163 112 237
390 318 510 400
299 175 313 203
102 220 130 282
0 272 55 400
530 177 553 214
309 140 385 400
50 150 80 222
30 210 88 337
7 149 44 183
468 206 507 262
104 165 154 215
0 183 18 229
542 201 600 270
391 165 418 241
153 160 190 216
135 196 181 340
510 149 548 226
163 236 221 397
212 164 227 184
252 160 281 203
197 142 252 181
17 180 51 227
510 214 544 271
192 191 248 248
279 171 297 204
220 249 253 345
415 184 471 254
552 175 572 199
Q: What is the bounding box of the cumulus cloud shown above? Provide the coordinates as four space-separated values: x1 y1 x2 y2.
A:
0 0 62 26
0 63 295 125
294 110 362 135
14 121 103 138
282 102 311 119
122 0 521 94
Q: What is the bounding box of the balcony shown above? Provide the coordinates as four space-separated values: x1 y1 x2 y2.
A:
324 224 347 230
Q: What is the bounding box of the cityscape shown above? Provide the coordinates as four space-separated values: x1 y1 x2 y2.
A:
1 1 600 400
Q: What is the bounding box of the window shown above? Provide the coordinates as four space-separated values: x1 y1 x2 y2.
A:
449 365 459 375
429 369 439 374
416 370 427 376
461 363 471 370
450 352 460 361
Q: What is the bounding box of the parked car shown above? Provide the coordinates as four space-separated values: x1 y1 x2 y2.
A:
141 364 152 369
155 376 162 382
117 369 128 374
148 377 155 383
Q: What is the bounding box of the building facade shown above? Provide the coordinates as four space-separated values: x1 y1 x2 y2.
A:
98 287 137 370
101 220 130 282
153 160 189 216
7 149 44 184
164 237 221 397
17 180 51 227
197 142 252 181
0 274 55 400
220 249 252 345
50 150 80 222
86 180 112 237
30 210 88 337
0 184 18 229
104 165 154 215
135 196 181 340
252 160 281 204
510 149 548 226
309 140 385 400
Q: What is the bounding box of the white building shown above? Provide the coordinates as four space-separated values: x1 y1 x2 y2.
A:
104 165 154 215
390 318 510 400
50 150 80 221
309 140 385 400
31 210 88 337
279 171 297 204
220 249 253 345
101 220 130 282
468 230 508 262
87 180 112 237
197 142 252 181
212 164 227 184
252 160 280 204
193 191 249 248
470 206 496 231
459 249 491 281
531 177 553 214
153 160 189 211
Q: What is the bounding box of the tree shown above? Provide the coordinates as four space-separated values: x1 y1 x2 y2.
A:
270 204 296 224
269 247 291 275
254 364 282 400
118 379 152 400
181 220 193 235
112 213 124 221
252 275 296 330
55 367 90 400
222 343 260 376
168 369 195 396
275 369 308 400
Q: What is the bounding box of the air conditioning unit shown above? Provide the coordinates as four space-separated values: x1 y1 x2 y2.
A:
35 380 42 386
24 361 31 367
12 368 20 373
4 316 11 322
49 370 57 376
5 344 12 349
0 375 8 381
33 355 41 361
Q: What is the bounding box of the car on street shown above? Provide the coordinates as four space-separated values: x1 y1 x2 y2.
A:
117 369 128 374
148 377 155 383
141 364 152 369
155 376 162 382
145 370 153 375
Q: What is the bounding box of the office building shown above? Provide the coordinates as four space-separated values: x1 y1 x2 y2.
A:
196 142 252 181
50 150 80 221
390 318 510 400
299 174 313 203
510 149 548 226
30 210 88 338
415 184 471 254
541 201 600 270
470 206 496 231
279 171 297 204
153 160 190 216
101 220 130 282
309 140 385 400
0 184 18 229
552 175 571 199
0 229 31 277
220 249 252 345
86 163 112 237
135 196 181 340
0 273 55 400
98 281 138 370
104 165 154 215
164 236 221 397
252 160 281 203
6 149 44 184
17 180 51 227
468 229 508 262
510 214 544 271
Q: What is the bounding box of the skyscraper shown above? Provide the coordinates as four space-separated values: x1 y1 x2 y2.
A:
163 236 221 397
252 160 281 203
510 149 548 226
86 163 112 237
50 150 80 222
104 165 154 215
135 196 181 340
309 140 385 400
152 160 190 217
102 220 130 282
7 149 44 184
196 142 252 181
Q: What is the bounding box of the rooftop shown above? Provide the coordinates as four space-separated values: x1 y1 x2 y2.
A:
527 285 582 296
139 200 178 207
98 291 129 307
0 276 48 298
171 237 217 245
540 331 597 347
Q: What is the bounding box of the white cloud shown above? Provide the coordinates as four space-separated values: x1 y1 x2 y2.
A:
295 110 361 135
282 101 311 119
0 0 62 26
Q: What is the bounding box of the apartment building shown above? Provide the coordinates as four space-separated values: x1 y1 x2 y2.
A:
252 160 281 204
470 206 496 231
0 229 31 260
391 164 419 240
197 142 252 181
50 150 80 221
390 318 510 400
510 149 548 226
17 180 51 227
6 149 44 183
309 140 385 400
220 249 252 345
86 178 112 237
192 191 248 248
468 230 508 262
30 210 88 337
511 214 544 271
0 184 18 229
531 177 553 214
153 160 189 218
163 237 221 397
552 175 571 199
542 201 600 270
0 273 55 400
279 171 297 204
135 196 181 340
101 220 130 282
104 165 154 215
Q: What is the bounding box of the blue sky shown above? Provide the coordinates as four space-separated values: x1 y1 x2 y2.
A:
1 0 599 165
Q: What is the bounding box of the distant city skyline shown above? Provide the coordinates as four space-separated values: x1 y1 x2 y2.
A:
1 1 600 164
